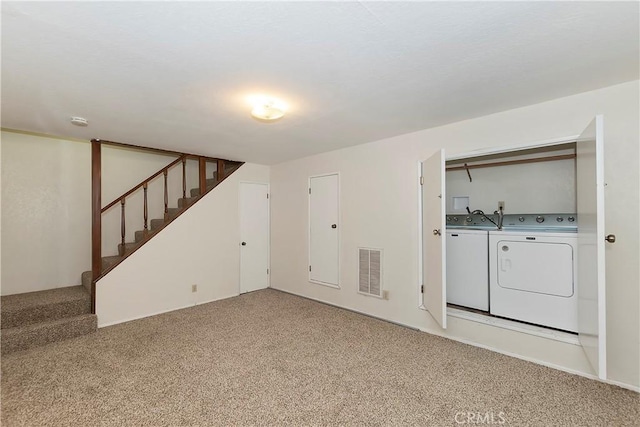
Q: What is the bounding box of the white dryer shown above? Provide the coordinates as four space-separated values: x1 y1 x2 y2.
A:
489 227 578 332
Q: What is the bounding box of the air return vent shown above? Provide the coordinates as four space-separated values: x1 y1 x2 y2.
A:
358 248 382 297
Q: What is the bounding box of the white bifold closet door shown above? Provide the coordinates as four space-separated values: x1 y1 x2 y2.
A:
576 115 607 380
309 173 339 286
421 149 447 329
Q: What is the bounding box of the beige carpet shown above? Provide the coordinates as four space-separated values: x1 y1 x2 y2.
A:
2 289 638 426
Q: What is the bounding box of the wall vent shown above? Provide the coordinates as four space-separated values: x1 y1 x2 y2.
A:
358 248 383 298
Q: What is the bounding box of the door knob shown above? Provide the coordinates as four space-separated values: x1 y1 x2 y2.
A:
432 229 441 236
605 234 616 243
331 224 337 229
241 242 246 246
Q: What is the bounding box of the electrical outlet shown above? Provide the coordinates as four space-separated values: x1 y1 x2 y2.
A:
498 201 505 210
192 284 198 293
383 290 389 300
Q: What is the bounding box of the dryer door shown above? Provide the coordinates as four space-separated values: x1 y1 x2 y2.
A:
496 240 574 297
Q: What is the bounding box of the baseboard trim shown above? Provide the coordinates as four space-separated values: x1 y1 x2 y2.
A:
271 288 420 330
420 327 639 393
605 378 640 393
418 325 598 378
97 293 239 328
447 307 580 345
270 287 639 393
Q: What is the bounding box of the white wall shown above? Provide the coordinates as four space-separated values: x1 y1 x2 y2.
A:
96 163 270 327
0 131 200 295
446 155 576 214
270 80 639 388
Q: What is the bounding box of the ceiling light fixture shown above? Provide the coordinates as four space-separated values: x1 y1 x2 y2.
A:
250 96 287 121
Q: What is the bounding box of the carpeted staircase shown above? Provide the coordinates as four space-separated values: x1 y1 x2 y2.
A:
1 163 241 355
1 286 96 354
81 165 239 283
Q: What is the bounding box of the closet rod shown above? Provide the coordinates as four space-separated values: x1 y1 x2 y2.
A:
446 153 576 172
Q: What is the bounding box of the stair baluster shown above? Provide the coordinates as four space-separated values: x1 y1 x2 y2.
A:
143 182 148 233
91 140 101 314
199 157 206 195
90 139 243 314
182 158 187 199
120 198 126 251
217 159 225 181
163 170 169 220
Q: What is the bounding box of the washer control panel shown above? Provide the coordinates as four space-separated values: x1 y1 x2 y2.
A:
446 213 499 228
446 213 578 232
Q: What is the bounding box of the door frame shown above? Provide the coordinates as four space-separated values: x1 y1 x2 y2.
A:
444 134 581 162
238 181 271 294
308 172 341 288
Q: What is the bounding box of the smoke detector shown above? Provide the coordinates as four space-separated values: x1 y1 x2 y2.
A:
70 116 88 127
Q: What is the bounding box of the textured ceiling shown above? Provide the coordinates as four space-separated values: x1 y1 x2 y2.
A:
2 2 638 164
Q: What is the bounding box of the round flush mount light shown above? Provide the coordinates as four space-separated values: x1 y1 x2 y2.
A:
250 96 287 122
70 116 88 127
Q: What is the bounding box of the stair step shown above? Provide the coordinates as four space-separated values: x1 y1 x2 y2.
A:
213 166 239 179
150 218 165 231
178 197 198 209
1 286 91 329
134 229 156 243
166 207 181 220
118 241 141 256
81 253 129 283
81 271 92 292
190 184 216 198
81 252 128 286
102 255 123 271
1 313 97 355
223 163 241 175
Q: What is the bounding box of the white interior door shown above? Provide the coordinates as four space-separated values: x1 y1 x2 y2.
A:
576 116 607 379
422 149 447 329
239 182 270 293
309 174 339 286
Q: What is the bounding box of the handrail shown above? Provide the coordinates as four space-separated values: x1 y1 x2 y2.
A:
90 138 243 314
101 155 185 213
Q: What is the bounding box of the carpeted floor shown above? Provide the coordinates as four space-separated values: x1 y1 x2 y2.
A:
2 289 638 426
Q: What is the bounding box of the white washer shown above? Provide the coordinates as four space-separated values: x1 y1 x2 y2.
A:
446 229 489 311
489 230 577 332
